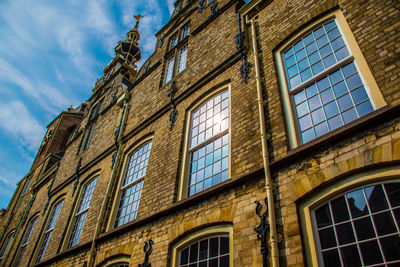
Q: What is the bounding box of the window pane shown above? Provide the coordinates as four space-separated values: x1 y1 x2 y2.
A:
179 235 229 267
322 249 341 267
115 180 144 227
165 56 175 83
319 227 336 249
359 240 383 265
294 61 374 144
178 45 188 73
67 178 98 248
340 245 362 267
385 183 400 207
188 91 229 196
314 182 400 266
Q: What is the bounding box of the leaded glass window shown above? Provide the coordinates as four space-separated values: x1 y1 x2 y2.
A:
36 199 64 263
179 235 230 267
178 45 188 73
282 19 375 144
314 182 400 266
114 141 152 227
14 216 38 266
188 90 229 196
67 177 98 248
165 57 175 84
0 231 14 259
164 22 190 84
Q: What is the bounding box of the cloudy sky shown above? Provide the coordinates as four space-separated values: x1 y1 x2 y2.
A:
0 0 174 209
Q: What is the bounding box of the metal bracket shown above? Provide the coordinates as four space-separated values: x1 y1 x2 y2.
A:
240 55 251 84
210 0 219 17
198 0 205 13
254 197 270 267
138 239 153 267
168 81 178 130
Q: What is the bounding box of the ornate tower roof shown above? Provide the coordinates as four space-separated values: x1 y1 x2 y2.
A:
114 15 142 68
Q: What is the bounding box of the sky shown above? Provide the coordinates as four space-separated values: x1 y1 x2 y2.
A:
0 0 175 209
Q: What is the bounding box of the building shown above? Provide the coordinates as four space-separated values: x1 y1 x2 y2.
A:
0 0 399 266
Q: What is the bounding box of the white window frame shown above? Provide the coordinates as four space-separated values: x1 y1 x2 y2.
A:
112 140 152 228
14 215 38 266
178 86 231 200
275 10 386 148
164 22 190 84
35 199 64 263
65 177 98 249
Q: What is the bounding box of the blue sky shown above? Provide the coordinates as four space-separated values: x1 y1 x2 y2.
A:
0 0 174 209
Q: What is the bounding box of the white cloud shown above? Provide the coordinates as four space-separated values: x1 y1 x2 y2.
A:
167 0 175 14
0 59 73 114
0 101 46 152
0 176 10 185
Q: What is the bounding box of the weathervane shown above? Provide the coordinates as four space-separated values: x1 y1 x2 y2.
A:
134 15 143 28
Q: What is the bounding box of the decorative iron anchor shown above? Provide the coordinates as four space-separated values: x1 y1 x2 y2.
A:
138 239 153 267
254 197 270 267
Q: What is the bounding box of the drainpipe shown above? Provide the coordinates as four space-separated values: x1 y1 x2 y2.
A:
87 93 130 267
247 16 280 267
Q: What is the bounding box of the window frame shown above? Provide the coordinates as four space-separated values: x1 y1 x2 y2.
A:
14 215 38 266
63 176 98 249
178 86 231 200
112 139 152 228
170 225 233 267
80 98 103 152
275 10 386 148
0 230 15 260
299 166 400 266
35 198 64 263
164 22 190 85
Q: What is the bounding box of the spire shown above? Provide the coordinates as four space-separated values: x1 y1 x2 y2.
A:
115 15 142 68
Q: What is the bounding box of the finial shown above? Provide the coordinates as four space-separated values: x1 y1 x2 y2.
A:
134 15 143 28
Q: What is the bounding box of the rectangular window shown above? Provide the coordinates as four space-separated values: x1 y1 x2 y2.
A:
165 57 175 84
88 99 103 122
164 22 190 84
35 200 64 263
187 90 229 196
169 33 179 51
14 216 38 266
67 177 98 249
277 12 386 147
114 141 152 227
80 98 103 153
178 45 188 74
181 23 190 40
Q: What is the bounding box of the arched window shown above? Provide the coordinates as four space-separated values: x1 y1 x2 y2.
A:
66 177 98 248
180 88 230 198
114 140 152 227
313 182 400 266
275 10 386 147
178 235 230 267
14 215 38 266
171 225 232 267
35 199 64 263
0 230 15 260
